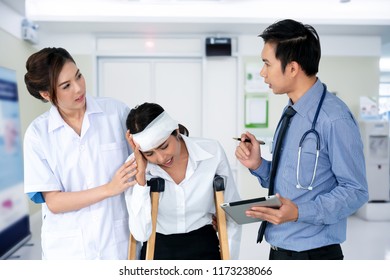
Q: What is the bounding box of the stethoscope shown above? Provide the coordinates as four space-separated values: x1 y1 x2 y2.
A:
295 84 327 191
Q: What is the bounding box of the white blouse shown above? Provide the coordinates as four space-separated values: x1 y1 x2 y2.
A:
125 135 242 259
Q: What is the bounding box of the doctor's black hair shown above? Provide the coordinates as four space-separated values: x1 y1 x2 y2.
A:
258 19 321 76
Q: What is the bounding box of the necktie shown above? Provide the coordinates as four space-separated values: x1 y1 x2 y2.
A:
257 106 296 243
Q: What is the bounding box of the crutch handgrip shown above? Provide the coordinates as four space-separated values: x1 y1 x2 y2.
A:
147 177 165 192
213 175 225 192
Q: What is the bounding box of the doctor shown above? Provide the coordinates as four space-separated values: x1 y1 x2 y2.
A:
235 19 369 260
23 47 137 259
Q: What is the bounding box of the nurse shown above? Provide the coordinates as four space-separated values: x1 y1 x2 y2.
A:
124 102 242 260
23 47 137 259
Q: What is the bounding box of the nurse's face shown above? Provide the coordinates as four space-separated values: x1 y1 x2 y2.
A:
142 134 181 168
55 61 86 114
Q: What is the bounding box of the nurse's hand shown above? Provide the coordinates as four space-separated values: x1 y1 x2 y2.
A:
235 131 262 170
106 158 138 196
126 130 147 186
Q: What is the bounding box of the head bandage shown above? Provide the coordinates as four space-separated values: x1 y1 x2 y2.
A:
132 111 179 152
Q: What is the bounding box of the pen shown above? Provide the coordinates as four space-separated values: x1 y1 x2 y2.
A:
233 137 265 145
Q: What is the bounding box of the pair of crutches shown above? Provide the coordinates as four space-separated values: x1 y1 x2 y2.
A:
128 175 230 260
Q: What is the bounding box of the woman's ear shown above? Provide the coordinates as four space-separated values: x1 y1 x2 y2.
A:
175 129 181 140
39 91 51 102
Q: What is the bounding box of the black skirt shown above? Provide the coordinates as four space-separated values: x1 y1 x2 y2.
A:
140 224 221 260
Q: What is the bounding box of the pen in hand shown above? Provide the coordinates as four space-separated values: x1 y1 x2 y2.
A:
233 137 265 145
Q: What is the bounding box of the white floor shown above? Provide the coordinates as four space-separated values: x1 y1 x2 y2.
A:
7 211 390 260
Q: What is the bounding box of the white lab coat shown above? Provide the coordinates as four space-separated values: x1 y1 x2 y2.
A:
23 95 131 259
125 135 242 259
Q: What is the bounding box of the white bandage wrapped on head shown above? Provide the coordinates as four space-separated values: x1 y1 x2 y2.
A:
132 111 179 152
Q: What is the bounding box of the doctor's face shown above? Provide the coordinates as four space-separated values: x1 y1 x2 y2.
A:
142 134 182 168
260 42 290 95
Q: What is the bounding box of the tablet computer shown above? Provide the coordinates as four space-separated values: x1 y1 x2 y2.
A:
220 195 281 225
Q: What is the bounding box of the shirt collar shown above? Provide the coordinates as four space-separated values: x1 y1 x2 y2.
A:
289 79 325 118
182 135 214 165
148 135 214 177
47 94 103 133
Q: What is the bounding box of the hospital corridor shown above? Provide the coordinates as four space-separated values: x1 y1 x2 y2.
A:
1 2 390 279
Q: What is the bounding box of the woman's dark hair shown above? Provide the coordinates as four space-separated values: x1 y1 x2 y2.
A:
24 47 76 107
258 19 321 76
126 102 189 136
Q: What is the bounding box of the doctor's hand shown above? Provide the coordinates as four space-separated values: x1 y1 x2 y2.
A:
245 194 299 225
235 131 262 170
126 130 147 186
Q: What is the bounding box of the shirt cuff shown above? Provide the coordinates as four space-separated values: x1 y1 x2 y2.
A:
131 183 150 215
249 158 268 177
295 201 316 223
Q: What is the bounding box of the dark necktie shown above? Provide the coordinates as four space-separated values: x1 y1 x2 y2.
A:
257 106 296 243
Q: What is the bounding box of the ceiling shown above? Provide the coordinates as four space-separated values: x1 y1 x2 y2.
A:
3 0 390 55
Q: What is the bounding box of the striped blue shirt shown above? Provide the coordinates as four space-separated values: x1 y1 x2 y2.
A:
251 79 369 251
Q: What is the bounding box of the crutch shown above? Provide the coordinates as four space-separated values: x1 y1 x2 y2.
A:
127 233 138 260
213 175 230 260
128 177 165 260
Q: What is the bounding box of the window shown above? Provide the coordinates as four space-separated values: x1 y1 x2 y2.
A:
378 82 390 116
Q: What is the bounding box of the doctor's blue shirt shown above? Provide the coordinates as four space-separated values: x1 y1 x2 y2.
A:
250 79 369 251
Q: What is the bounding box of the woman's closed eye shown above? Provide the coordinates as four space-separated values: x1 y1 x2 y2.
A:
159 143 168 150
144 151 153 157
143 140 169 157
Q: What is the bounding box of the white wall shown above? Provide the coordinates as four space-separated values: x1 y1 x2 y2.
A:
0 1 24 40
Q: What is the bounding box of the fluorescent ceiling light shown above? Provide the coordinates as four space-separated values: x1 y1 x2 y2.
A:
25 0 390 24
